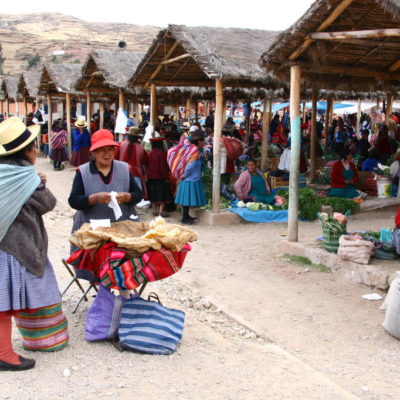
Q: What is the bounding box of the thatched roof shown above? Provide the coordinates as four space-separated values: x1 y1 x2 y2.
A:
38 63 84 96
1 75 21 100
18 70 42 100
76 50 146 93
260 0 400 91
130 25 281 88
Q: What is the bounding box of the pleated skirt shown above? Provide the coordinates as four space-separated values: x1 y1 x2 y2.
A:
175 180 206 207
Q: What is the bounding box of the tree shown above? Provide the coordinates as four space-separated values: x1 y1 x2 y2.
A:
27 54 40 70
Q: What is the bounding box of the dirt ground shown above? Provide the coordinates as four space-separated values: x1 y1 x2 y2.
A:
1 157 399 400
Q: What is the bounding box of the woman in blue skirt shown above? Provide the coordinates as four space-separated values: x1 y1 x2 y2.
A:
175 129 206 224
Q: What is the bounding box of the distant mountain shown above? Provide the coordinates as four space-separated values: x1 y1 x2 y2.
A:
0 12 160 73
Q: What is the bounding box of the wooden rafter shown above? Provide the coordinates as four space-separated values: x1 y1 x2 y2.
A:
161 54 190 65
286 60 400 81
144 41 179 88
309 28 400 40
388 58 400 72
289 0 354 60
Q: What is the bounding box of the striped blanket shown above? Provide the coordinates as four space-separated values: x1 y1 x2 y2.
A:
15 303 69 351
167 140 200 179
221 136 244 161
50 130 67 150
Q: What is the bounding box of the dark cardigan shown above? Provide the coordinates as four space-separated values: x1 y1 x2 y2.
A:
0 158 56 277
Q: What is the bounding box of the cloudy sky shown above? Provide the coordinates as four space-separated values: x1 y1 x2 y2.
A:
1 0 315 30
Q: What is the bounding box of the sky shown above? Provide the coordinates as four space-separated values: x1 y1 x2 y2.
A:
1 0 315 30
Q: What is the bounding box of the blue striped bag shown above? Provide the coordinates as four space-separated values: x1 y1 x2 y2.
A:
118 295 185 355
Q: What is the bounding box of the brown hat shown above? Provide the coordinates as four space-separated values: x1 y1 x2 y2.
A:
128 126 142 137
188 130 205 141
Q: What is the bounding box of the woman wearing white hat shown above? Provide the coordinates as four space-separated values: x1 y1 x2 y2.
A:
0 117 68 371
70 118 91 167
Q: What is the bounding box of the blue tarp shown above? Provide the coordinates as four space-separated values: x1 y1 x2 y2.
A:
228 208 288 223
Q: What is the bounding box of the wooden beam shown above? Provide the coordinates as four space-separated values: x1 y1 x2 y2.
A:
324 96 333 148
356 98 361 136
288 60 400 81
260 97 272 171
99 102 104 129
161 53 190 65
289 0 354 60
150 83 158 131
388 58 400 72
47 95 52 149
309 28 400 41
86 92 91 134
288 65 301 242
144 41 179 88
212 79 224 213
65 92 72 157
310 88 318 183
386 92 393 121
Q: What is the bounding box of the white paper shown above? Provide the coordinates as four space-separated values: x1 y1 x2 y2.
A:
107 191 122 220
90 219 111 230
362 293 383 301
130 214 139 220
136 199 151 209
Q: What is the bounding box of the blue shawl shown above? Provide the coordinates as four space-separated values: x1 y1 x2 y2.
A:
0 164 41 242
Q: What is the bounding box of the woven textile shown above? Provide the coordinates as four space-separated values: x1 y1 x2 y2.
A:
167 142 200 179
15 303 69 351
221 136 244 161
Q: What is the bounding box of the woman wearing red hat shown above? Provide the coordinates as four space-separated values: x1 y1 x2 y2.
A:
68 129 142 237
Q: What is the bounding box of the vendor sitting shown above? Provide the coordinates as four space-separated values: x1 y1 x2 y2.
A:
361 148 379 172
328 149 359 198
234 160 274 204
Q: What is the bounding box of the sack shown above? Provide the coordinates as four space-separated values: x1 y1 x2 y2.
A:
85 284 133 341
50 130 67 150
337 235 374 264
118 295 185 355
383 271 400 339
167 141 200 179
380 274 400 311
15 303 69 351
221 136 244 161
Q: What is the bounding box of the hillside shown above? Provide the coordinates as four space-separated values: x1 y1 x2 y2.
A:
0 13 160 73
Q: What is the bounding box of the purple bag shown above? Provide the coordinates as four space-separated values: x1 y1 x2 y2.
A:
85 285 135 341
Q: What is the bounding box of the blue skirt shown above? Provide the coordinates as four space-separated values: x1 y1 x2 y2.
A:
175 180 206 207
0 251 62 312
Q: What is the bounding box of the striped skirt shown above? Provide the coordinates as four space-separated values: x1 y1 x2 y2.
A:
15 303 69 351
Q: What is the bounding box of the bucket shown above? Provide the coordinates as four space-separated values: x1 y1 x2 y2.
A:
377 177 392 199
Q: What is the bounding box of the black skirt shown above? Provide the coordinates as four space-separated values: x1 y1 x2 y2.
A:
147 179 173 203
49 148 68 162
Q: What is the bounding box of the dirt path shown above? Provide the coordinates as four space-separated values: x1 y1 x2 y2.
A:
2 157 399 400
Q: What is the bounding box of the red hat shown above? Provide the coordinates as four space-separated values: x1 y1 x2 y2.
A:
90 129 119 151
149 137 167 142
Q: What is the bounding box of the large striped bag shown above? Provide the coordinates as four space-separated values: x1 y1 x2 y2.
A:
15 303 69 352
118 296 185 355
167 140 200 179
221 136 244 161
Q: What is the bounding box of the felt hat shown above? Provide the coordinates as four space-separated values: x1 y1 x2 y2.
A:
188 130 205 141
90 129 119 152
74 118 87 128
0 116 41 156
128 126 142 136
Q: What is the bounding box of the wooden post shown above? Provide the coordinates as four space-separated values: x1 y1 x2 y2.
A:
221 99 226 127
212 79 224 213
302 101 307 123
175 105 180 123
324 96 333 148
288 65 302 242
185 98 192 122
86 92 91 134
23 99 28 122
0 100 3 114
5 99 9 117
356 98 361 137
310 88 318 183
150 83 158 131
119 90 125 111
195 101 199 123
47 95 52 137
386 93 393 122
65 93 72 157
261 97 272 171
133 103 140 126
376 98 380 110
99 102 104 129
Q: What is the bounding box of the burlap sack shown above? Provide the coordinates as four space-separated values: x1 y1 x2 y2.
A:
337 235 374 265
70 220 198 254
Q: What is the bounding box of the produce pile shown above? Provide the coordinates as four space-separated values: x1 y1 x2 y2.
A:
236 200 287 211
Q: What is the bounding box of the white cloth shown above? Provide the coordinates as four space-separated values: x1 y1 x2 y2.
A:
114 107 128 134
278 148 291 171
107 191 122 220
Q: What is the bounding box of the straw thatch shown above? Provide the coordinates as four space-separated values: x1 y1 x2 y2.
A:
130 25 281 88
1 75 21 100
76 50 146 93
260 0 400 91
18 70 42 100
38 63 84 96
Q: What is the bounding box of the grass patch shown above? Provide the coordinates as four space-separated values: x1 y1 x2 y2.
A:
283 254 330 273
